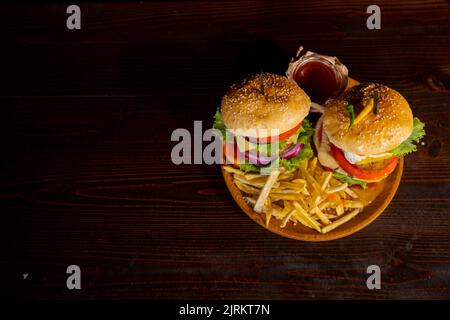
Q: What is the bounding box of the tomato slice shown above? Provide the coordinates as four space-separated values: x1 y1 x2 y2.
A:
330 144 398 180
223 143 237 165
247 121 302 143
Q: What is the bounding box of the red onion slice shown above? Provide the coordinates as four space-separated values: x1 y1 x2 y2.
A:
281 143 304 160
246 151 277 165
245 142 304 165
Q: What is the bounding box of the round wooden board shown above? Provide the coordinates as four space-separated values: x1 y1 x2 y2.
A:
221 77 404 241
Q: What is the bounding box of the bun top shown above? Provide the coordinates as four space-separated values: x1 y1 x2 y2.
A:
323 83 413 155
221 73 311 138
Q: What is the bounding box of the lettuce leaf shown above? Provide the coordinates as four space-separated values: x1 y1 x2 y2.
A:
391 117 425 156
279 141 313 171
332 171 368 189
278 118 315 170
239 162 261 173
213 108 227 138
298 118 315 140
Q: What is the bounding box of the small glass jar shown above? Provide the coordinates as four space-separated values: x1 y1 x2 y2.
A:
286 48 348 104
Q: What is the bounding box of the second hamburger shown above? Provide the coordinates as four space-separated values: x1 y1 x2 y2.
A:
314 83 425 187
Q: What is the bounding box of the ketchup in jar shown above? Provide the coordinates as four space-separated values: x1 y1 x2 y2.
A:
287 49 348 104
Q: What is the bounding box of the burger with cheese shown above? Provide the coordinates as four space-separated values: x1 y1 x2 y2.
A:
213 72 314 173
314 83 425 188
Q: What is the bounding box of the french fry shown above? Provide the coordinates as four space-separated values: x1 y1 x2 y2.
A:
235 180 261 195
245 197 283 215
281 209 296 228
301 158 309 171
271 189 301 194
318 201 332 211
292 201 322 232
342 200 364 209
309 157 318 173
311 207 331 225
321 171 333 190
278 172 294 181
279 182 306 189
234 174 280 189
336 204 344 216
265 198 272 228
326 183 348 194
301 166 324 197
322 209 361 233
254 169 280 213
223 166 245 175
344 187 358 199
291 178 307 185
296 196 309 210
270 194 301 201
244 173 264 180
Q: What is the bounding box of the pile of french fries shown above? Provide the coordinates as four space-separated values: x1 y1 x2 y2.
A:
223 157 364 234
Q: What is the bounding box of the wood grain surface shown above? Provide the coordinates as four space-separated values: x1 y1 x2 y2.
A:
0 1 449 299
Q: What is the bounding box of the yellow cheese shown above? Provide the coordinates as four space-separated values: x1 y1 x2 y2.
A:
353 98 373 127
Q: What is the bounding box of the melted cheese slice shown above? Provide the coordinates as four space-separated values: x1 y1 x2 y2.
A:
343 150 393 165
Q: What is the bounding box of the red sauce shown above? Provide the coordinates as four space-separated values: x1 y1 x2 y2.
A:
293 60 343 104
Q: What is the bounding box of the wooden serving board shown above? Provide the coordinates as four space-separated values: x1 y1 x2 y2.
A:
221 77 404 241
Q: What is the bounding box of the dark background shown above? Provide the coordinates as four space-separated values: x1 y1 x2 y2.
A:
0 0 449 299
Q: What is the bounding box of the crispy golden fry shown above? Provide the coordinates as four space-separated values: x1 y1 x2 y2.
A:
318 201 332 211
245 197 282 215
301 158 309 171
321 172 333 190
265 198 273 228
291 178 307 185
292 201 322 232
311 207 331 225
296 196 309 210
321 209 361 233
309 157 318 173
300 167 325 197
223 166 245 175
326 183 348 194
278 172 295 181
343 200 364 209
234 174 280 189
271 189 301 194
279 181 306 189
235 180 261 195
344 187 358 199
244 173 264 180
281 209 296 228
270 194 301 201
254 169 280 213
336 204 344 216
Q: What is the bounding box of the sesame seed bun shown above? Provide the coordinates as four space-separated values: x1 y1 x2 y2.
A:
322 83 413 155
221 73 311 138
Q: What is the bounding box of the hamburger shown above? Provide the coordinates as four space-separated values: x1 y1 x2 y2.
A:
213 72 314 172
314 83 425 187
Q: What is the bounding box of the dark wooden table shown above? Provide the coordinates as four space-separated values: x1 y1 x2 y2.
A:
1 1 449 299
